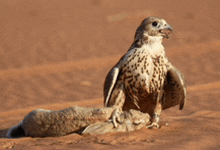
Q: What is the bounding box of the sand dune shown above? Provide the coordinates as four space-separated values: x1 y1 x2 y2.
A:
0 0 220 149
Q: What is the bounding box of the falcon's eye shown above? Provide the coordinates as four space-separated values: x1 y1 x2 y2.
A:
152 22 158 27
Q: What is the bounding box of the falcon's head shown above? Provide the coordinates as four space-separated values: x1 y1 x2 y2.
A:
135 17 172 41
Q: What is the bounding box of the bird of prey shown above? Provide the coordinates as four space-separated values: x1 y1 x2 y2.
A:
104 16 186 128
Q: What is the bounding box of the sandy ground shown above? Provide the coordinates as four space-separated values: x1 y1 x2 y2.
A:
0 0 220 149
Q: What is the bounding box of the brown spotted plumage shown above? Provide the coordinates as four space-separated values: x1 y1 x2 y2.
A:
104 17 186 128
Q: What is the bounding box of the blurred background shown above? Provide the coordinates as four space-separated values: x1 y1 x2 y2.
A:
0 0 219 113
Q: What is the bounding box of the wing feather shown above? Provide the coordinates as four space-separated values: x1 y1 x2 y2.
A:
162 64 187 110
104 64 120 107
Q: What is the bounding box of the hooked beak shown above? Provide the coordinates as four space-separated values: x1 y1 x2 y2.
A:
159 24 172 39
166 25 172 32
166 25 173 32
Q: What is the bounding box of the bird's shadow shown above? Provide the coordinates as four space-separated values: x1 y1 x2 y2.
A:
0 128 9 138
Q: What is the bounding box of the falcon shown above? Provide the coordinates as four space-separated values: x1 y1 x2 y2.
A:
104 16 186 128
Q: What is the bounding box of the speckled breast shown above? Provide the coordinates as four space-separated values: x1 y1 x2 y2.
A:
120 50 168 98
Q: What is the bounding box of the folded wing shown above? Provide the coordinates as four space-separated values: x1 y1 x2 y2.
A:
104 62 121 107
162 64 187 110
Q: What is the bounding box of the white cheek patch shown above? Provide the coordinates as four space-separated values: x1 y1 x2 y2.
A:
142 38 163 54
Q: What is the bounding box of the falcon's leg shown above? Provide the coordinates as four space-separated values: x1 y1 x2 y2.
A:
108 84 126 128
111 107 123 128
147 90 163 129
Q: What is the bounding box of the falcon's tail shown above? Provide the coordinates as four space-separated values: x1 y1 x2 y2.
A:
7 122 25 138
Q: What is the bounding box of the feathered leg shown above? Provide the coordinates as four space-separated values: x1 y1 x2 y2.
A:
107 84 126 128
146 89 163 128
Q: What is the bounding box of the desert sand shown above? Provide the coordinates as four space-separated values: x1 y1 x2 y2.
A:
0 0 220 149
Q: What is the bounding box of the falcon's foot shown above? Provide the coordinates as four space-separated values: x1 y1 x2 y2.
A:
146 114 160 129
111 108 123 128
146 122 160 129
